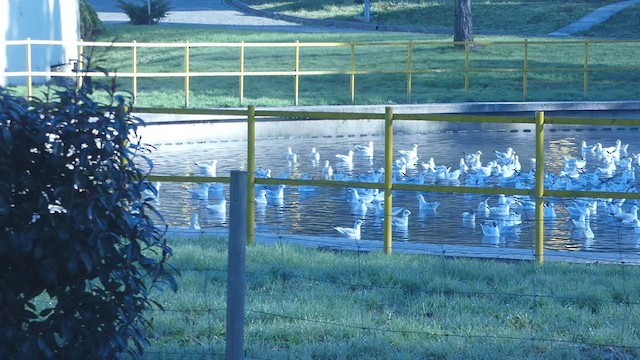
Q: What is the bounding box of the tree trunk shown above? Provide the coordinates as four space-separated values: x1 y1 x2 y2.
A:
454 0 473 43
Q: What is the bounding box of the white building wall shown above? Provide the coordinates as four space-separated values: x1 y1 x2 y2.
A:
1 0 79 86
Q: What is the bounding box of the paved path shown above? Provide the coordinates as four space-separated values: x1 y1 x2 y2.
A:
548 0 640 36
88 0 347 33
166 227 640 265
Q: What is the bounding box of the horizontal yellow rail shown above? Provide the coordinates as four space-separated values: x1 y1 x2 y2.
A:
147 175 640 201
147 175 230 184
256 110 386 119
545 117 640 126
394 114 534 123
13 38 626 48
134 107 248 116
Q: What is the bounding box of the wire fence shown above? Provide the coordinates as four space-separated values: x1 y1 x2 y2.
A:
124 106 640 358
142 218 640 359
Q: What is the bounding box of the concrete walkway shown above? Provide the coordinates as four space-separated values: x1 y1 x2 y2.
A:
548 0 640 36
166 227 640 265
87 0 347 33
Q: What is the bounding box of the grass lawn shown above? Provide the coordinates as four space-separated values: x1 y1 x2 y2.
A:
142 235 640 359
580 4 640 38
9 26 631 108
240 0 633 37
6 1 639 108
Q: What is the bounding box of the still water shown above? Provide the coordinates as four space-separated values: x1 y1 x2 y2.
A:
144 125 640 254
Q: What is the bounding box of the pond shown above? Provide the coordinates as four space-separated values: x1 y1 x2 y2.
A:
143 122 640 254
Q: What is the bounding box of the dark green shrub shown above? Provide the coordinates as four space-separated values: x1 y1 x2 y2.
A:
0 68 175 359
117 0 172 25
79 0 105 39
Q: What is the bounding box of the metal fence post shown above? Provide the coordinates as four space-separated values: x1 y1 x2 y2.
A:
294 40 300 106
364 0 371 22
184 41 190 108
247 106 256 246
384 107 394 254
583 40 589 99
132 40 138 104
26 38 32 98
464 41 470 99
76 39 84 91
239 41 245 105
226 170 248 360
535 111 545 264
523 39 528 100
350 43 356 103
406 40 413 103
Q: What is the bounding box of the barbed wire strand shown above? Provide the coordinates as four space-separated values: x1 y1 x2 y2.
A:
353 214 368 346
610 213 632 348
154 187 640 357
245 308 640 351
420 190 461 354
271 195 293 360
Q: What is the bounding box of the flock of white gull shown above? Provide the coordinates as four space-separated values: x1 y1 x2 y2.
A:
157 137 640 242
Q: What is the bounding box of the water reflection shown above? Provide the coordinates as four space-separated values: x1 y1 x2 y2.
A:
145 128 640 254
481 235 502 247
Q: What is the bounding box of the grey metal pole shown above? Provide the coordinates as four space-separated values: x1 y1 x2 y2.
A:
226 171 247 360
364 0 371 22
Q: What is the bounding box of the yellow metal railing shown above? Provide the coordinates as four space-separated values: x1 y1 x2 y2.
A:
3 39 639 106
384 107 394 254
535 111 545 263
247 105 256 245
139 106 640 264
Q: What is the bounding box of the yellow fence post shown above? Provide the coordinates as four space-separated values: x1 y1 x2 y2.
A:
523 39 528 100
384 106 394 254
26 38 32 99
464 41 470 99
583 40 589 99
184 41 190 108
239 41 245 105
132 40 138 104
76 39 84 91
406 40 413 103
350 43 356 103
535 111 545 264
247 105 256 245
294 40 300 106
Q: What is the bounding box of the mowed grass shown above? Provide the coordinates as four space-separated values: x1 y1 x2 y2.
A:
142 235 640 359
6 1 639 107
580 4 640 38
9 0 640 108
241 0 633 37
16 25 629 108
